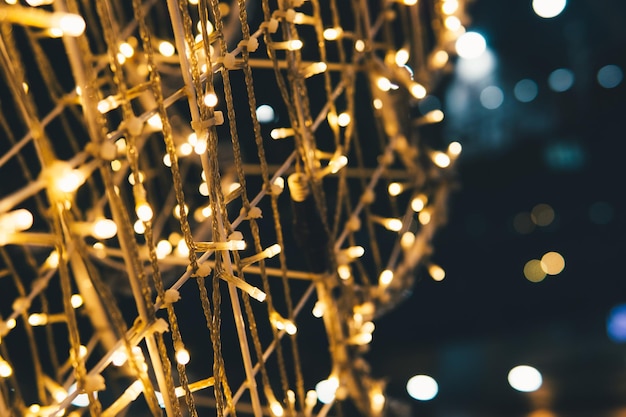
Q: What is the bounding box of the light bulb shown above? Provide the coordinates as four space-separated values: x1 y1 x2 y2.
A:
382 218 403 232
328 155 348 174
111 350 127 367
411 195 427 212
410 83 427 99
312 301 325 318
345 246 365 258
175 348 190 365
0 359 13 378
92 218 117 239
428 264 445 281
323 27 342 40
379 269 393 285
376 77 392 92
269 400 284 417
158 41 176 57
156 240 173 259
136 202 153 222
388 182 404 197
287 39 303 50
432 151 451 168
28 313 48 326
284 321 298 335
448 141 462 157
395 48 410 66
119 42 134 58
337 112 351 127
203 92 218 107
338 265 351 280
316 378 339 404
53 13 86 37
70 294 84 308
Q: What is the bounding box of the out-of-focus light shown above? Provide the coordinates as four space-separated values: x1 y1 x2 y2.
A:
395 48 410 66
514 79 539 102
441 0 459 15
597 65 623 89
448 141 462 156
508 365 542 392
156 240 172 259
355 39 365 52
0 359 13 378
531 203 555 226
418 210 431 225
444 16 462 31
203 92 218 107
55 13 86 37
456 49 495 81
589 201 614 225
70 294 84 309
379 269 394 286
147 114 163 130
158 41 176 57
133 219 146 234
175 348 190 365
377 77 392 92
337 112 351 127
388 182 404 196
316 377 339 404
428 264 445 281
432 151 451 168
455 32 486 59
410 83 427 99
119 42 135 58
532 0 567 18
540 252 565 275
373 99 383 109
323 27 342 41
430 50 449 69
411 195 427 212
400 231 415 249
92 218 117 239
406 375 438 401
524 259 546 283
480 86 504 110
69 382 91 407
256 104 276 123
548 68 574 92
607 303 626 342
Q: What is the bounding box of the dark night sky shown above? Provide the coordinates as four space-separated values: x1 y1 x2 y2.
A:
366 1 626 416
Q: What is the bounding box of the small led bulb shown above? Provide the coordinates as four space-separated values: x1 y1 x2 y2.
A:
175 347 190 365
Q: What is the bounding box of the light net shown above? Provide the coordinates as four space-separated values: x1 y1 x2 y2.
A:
0 0 466 415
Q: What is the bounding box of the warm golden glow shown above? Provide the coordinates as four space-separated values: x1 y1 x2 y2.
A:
323 27 343 41
337 112 351 127
442 0 459 15
175 348 190 365
540 252 565 275
388 182 404 196
395 48 410 66
428 264 446 281
531 203 555 226
158 41 176 57
524 259 546 282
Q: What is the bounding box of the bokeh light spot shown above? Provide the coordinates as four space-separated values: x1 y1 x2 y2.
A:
597 64 623 89
532 0 567 18
508 365 543 392
524 259 546 283
607 304 626 343
589 201 614 225
480 86 504 109
531 203 555 226
455 32 487 59
514 79 538 102
548 68 574 92
513 212 535 234
540 251 565 275
406 375 438 401
256 104 276 124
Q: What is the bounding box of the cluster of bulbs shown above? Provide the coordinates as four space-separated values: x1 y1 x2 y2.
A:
0 0 472 416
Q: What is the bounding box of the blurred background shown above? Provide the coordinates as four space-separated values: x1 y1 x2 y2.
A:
365 0 626 416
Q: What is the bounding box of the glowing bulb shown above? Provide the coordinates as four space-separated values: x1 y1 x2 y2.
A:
136 202 153 222
373 99 383 109
70 294 84 309
410 83 427 99
204 92 218 107
264 244 282 258
376 77 392 92
328 155 348 174
69 382 91 407
158 41 176 57
45 250 60 268
540 252 565 275
346 246 365 258
448 141 462 156
316 378 339 404
111 350 127 367
180 142 193 156
55 168 85 193
194 139 207 155
383 218 403 232
92 218 117 239
0 359 13 378
175 348 190 365
379 269 393 285
442 0 459 14
163 153 172 166
119 42 135 58
444 16 462 31
323 27 342 40
133 219 146 234
532 0 566 18
176 240 189 257
455 32 487 59
355 39 365 52
400 232 415 249
508 365 542 392
407 375 438 401
287 39 303 50
53 13 86 37
0 209 33 232
411 195 427 212
418 210 431 225
388 182 404 196
395 48 410 66
404 0 418 5
337 112 351 127
270 401 284 417
285 321 298 335
156 240 173 259
432 151 451 168
147 114 163 130
312 301 325 318
28 313 48 326
428 264 446 281
338 265 351 280
430 50 449 69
